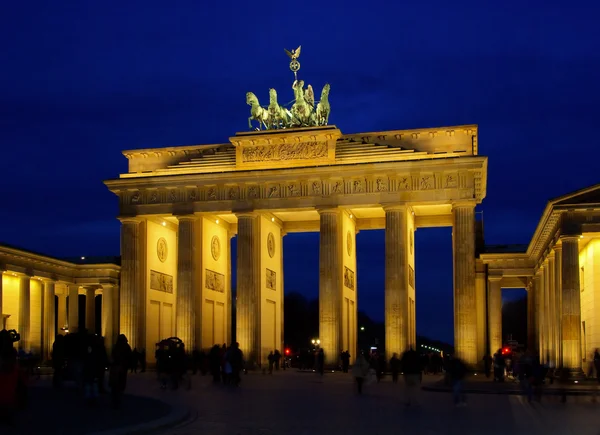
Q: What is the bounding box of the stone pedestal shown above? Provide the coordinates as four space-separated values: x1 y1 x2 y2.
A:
68 284 79 333
43 280 55 361
120 218 146 350
236 214 260 367
560 236 582 371
319 209 342 367
176 216 198 349
488 276 502 354
85 288 96 333
384 206 408 359
452 204 477 365
18 276 31 351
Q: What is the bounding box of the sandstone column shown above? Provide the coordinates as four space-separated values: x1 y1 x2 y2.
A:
554 245 563 367
527 281 535 351
236 213 260 367
319 209 342 367
68 284 79 333
561 236 582 371
488 276 502 354
227 231 234 346
384 206 408 360
57 292 67 332
43 280 55 361
452 204 477 365
18 275 31 350
112 286 120 346
176 216 198 349
120 218 146 350
548 253 556 366
85 287 96 333
0 270 3 322
533 271 542 355
101 284 115 352
280 231 286 353
543 260 550 363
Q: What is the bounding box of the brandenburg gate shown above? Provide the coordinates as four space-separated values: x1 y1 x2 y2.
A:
104 48 488 367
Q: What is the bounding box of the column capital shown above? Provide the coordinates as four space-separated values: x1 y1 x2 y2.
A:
316 207 341 216
382 204 408 213
488 275 503 283
235 211 259 219
451 201 477 210
118 216 144 224
560 234 581 242
176 214 198 222
553 244 563 252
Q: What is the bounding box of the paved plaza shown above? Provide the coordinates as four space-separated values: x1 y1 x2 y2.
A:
148 371 600 435
6 371 600 434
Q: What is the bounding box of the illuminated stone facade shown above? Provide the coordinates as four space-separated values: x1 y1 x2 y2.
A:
481 184 600 373
105 124 488 367
0 245 119 359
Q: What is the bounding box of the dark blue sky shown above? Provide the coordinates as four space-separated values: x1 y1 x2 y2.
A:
1 2 598 344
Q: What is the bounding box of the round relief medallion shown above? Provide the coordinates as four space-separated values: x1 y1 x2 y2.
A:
211 235 221 261
156 237 168 263
410 231 413 254
267 232 275 258
346 231 352 256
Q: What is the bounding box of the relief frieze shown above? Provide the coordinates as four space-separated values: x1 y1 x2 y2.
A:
397 177 411 191
267 185 281 198
247 185 259 199
375 178 388 192
445 174 458 188
206 187 218 201
241 141 328 163
344 266 355 291
286 182 301 197
420 175 433 190
331 180 343 195
150 270 174 294
206 269 225 293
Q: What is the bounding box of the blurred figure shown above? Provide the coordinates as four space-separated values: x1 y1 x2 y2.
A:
51 335 65 389
493 349 505 382
401 347 422 407
341 351 350 373
317 349 325 375
390 353 401 384
268 351 275 375
352 352 370 395
109 334 132 409
447 355 467 407
482 353 492 378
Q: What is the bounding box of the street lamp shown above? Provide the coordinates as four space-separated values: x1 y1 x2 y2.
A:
360 326 365 331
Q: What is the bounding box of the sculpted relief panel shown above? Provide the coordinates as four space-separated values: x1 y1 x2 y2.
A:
241 141 328 163
125 171 473 205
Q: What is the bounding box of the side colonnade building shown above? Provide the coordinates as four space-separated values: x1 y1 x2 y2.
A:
481 184 600 374
0 244 120 359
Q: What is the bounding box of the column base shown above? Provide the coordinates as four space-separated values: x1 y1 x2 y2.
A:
555 367 586 381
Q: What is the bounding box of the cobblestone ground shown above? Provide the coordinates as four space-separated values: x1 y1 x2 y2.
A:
149 371 600 435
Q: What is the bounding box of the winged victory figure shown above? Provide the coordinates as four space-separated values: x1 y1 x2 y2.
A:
284 45 301 60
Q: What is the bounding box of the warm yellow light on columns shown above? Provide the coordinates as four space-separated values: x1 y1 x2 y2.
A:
85 287 96 333
236 213 260 367
533 271 542 355
560 236 582 371
101 284 115 353
318 209 342 367
176 215 198 350
554 244 563 367
57 291 67 332
487 276 503 355
384 205 409 360
67 284 79 333
43 280 56 361
18 275 31 351
452 203 477 366
119 218 147 350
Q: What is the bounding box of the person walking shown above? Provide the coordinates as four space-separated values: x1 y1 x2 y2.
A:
447 355 468 406
353 352 370 395
109 334 132 409
390 353 401 384
400 347 422 407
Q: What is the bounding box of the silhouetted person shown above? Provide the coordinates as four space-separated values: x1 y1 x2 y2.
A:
51 335 65 389
0 329 25 424
390 353 401 383
482 354 492 378
209 345 221 383
227 342 243 387
130 348 139 373
268 351 274 374
493 349 505 382
96 337 109 394
341 351 350 373
139 348 146 373
317 349 325 375
401 347 422 406
274 349 281 371
447 355 468 406
353 352 370 394
109 334 132 409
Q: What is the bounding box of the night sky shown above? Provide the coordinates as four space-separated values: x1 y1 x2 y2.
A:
2 2 598 344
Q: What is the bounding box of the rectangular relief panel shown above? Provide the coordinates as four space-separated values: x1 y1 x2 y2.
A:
205 269 225 293
150 270 174 294
409 266 415 289
344 266 355 290
266 269 276 291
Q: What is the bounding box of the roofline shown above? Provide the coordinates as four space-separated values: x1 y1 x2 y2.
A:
0 243 120 270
